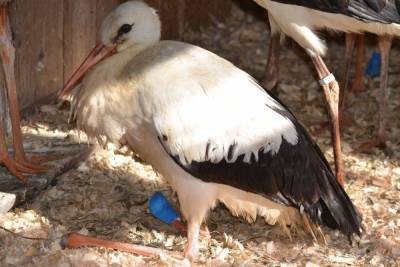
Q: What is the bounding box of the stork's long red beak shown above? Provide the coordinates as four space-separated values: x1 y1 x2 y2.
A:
58 43 116 99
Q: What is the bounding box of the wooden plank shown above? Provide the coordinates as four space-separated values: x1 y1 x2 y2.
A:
0 65 10 136
161 0 185 39
96 0 120 34
63 0 97 83
184 0 232 31
10 0 64 109
184 0 206 31
208 0 233 22
63 0 120 86
146 0 185 39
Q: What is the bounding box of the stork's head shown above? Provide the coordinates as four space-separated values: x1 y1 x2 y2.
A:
59 1 161 98
101 1 161 52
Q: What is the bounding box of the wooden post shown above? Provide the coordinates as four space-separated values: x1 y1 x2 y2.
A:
0 42 10 137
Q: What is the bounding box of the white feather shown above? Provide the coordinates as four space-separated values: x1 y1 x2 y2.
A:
146 42 298 165
255 0 400 55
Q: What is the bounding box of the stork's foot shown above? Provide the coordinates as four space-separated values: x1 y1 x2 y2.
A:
354 138 386 153
172 220 210 238
12 152 65 173
28 153 65 164
183 237 199 262
0 154 31 184
13 156 50 173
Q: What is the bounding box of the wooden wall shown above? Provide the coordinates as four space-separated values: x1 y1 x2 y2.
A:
9 0 120 111
6 0 232 112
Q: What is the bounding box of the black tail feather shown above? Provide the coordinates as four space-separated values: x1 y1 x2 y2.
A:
301 151 362 237
289 120 363 237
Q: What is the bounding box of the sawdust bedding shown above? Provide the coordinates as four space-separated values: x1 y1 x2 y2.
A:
1 3 399 266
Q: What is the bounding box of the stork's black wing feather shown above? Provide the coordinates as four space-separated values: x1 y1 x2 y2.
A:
158 92 362 237
270 0 400 23
269 0 348 13
349 0 400 22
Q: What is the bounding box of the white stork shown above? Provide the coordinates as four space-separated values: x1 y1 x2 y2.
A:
59 1 362 260
0 0 58 183
254 0 400 184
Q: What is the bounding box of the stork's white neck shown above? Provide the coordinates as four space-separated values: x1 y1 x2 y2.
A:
115 43 155 64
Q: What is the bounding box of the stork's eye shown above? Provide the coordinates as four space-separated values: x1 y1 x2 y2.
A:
118 24 133 36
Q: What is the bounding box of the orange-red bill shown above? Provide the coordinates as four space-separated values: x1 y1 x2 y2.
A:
60 232 182 258
58 43 116 99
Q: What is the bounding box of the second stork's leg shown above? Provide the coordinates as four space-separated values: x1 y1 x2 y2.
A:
339 33 355 114
262 32 280 91
261 13 281 91
338 33 357 127
310 54 345 185
350 34 366 93
356 35 392 152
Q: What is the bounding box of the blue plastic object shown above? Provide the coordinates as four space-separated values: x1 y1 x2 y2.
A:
366 51 381 78
149 192 180 225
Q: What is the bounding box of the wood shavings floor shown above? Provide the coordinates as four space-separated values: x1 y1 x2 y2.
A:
1 3 400 266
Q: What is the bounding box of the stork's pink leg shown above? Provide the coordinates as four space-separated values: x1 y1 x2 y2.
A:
0 5 61 174
336 32 357 128
183 222 200 262
310 54 345 185
350 34 366 93
356 35 392 152
311 34 356 137
261 32 280 91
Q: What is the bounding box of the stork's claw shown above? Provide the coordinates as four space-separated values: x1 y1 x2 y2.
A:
11 152 65 174
12 156 50 173
0 152 65 183
28 153 65 164
0 153 30 184
183 238 198 262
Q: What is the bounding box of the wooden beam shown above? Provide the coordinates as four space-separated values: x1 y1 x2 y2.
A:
0 65 10 136
63 0 97 83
